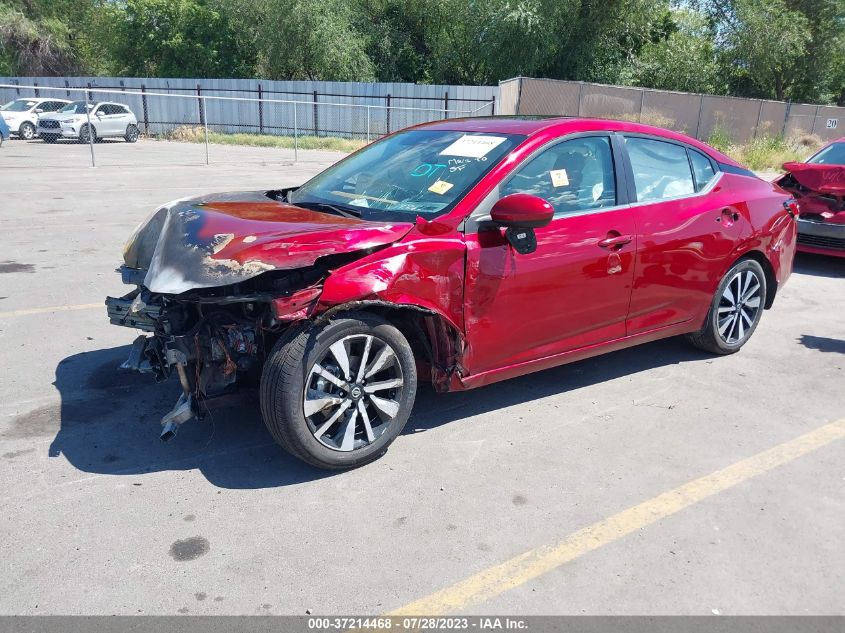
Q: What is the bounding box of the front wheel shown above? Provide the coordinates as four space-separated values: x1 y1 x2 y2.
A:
260 312 417 469
687 258 767 355
125 124 139 143
18 122 36 140
78 124 95 144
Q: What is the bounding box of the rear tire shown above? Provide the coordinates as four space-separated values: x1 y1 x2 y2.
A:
124 124 139 143
260 312 417 470
687 258 767 355
18 122 35 140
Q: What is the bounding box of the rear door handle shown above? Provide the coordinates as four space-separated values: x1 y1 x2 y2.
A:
598 234 633 249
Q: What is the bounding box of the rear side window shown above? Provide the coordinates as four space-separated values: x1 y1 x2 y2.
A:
626 137 695 202
689 149 716 191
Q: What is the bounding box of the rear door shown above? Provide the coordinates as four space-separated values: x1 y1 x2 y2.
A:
622 135 748 334
463 134 637 374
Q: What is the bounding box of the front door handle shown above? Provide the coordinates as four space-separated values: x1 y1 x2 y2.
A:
598 234 633 249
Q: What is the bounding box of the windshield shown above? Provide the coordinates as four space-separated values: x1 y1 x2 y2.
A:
1 99 37 112
808 142 845 165
58 101 94 114
289 129 524 220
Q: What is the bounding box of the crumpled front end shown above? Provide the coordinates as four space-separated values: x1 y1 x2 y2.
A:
107 191 414 438
777 162 845 257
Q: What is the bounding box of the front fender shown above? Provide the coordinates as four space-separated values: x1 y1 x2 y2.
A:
316 232 467 333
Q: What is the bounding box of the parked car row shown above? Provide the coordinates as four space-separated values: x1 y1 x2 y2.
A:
0 98 140 143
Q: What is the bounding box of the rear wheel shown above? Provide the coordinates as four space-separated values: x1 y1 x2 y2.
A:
687 258 767 355
124 124 139 143
18 122 35 140
260 312 417 470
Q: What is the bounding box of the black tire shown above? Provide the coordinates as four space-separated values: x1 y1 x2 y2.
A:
124 124 140 143
687 258 767 355
18 122 36 141
79 124 95 144
42 134 58 143
260 312 417 470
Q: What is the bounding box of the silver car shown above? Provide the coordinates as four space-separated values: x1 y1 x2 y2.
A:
37 101 140 143
0 97 70 140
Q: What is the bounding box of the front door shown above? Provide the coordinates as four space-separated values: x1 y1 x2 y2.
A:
463 135 637 375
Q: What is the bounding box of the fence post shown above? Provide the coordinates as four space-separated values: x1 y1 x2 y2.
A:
810 105 820 135
34 82 39 97
444 91 449 119
196 84 205 126
576 83 583 116
491 95 496 116
386 94 392 134
366 105 371 143
65 79 70 99
258 83 264 134
695 94 705 139
313 90 319 136
141 84 149 135
84 96 95 168
293 104 299 163
782 100 791 137
753 100 764 139
638 90 645 123
203 108 210 166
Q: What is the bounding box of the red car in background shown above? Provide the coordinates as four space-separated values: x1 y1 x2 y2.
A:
107 118 797 469
776 137 845 257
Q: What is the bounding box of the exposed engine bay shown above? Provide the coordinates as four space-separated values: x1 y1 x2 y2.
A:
106 189 417 439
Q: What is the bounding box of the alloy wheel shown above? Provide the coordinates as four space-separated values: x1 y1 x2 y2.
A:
717 269 763 345
303 334 404 452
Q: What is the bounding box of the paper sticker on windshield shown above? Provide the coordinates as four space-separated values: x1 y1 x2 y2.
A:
440 135 507 159
550 169 569 187
428 180 454 195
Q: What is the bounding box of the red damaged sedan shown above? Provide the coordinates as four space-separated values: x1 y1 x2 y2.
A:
775 137 845 257
107 118 797 469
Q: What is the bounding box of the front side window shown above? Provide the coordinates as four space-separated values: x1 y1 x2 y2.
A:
289 129 524 221
500 136 617 215
689 149 717 191
808 142 845 165
626 137 695 202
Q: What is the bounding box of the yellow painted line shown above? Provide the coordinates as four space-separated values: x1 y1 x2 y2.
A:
389 418 845 616
0 303 102 318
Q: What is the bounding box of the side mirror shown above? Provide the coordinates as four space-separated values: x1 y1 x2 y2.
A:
490 193 554 229
489 194 554 255
34 108 44 114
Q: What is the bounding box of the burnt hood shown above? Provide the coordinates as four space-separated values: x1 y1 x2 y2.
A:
123 191 414 294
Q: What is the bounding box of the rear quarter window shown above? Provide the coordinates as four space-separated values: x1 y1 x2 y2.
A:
626 137 695 202
688 149 717 191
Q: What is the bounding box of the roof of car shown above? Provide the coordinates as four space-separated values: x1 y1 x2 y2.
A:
415 116 740 166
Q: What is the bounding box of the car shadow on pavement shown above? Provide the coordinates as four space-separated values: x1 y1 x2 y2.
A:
793 252 845 278
48 338 712 489
798 334 845 354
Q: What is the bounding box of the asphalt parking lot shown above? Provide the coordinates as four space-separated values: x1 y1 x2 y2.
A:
0 139 843 616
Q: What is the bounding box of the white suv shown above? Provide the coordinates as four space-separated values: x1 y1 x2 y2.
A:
0 98 70 140
37 101 140 143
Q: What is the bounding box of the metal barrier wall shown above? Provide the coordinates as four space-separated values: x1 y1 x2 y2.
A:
499 77 844 143
0 83 494 168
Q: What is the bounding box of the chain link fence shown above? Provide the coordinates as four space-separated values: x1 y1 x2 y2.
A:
0 83 495 169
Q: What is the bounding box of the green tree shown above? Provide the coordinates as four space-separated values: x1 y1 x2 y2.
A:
110 0 255 77
249 0 375 81
624 9 723 94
